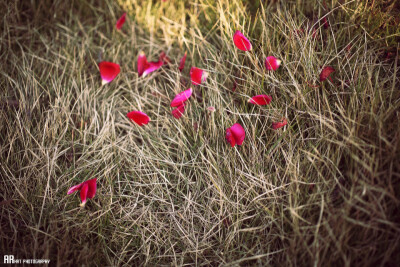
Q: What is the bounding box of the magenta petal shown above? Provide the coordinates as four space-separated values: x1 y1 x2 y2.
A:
99 61 120 84
230 123 245 145
170 88 193 107
233 30 252 51
116 13 127 30
225 128 236 147
190 67 207 85
127 111 150 126
137 52 149 77
179 52 187 72
67 182 84 195
265 56 281 71
80 183 89 206
86 178 97 199
249 95 272 105
143 61 163 77
172 103 186 119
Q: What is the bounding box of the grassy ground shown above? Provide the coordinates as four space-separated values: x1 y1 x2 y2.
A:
1 0 400 265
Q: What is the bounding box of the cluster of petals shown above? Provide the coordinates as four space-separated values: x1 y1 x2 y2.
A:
127 111 150 126
67 178 97 207
226 123 245 147
171 88 193 119
137 51 170 77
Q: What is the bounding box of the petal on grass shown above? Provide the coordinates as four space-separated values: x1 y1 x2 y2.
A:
99 61 120 85
272 118 288 130
265 56 281 71
230 123 245 145
190 67 207 85
249 95 272 105
320 66 335 82
225 128 236 147
233 30 252 51
179 52 187 72
170 88 193 107
79 183 89 207
127 111 150 126
86 178 97 199
116 12 127 30
172 103 186 119
67 183 84 195
137 51 149 77
142 61 163 77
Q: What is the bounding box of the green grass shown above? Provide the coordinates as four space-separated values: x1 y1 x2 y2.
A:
1 0 399 265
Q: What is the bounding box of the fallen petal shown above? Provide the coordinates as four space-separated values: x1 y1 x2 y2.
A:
233 30 252 51
99 61 120 85
86 178 97 199
230 123 245 145
172 103 186 119
79 183 89 207
320 66 335 82
225 128 236 147
249 95 272 105
67 182 84 195
137 51 149 77
179 52 187 72
272 118 288 130
116 13 127 30
142 61 163 77
265 56 281 71
170 88 193 107
127 111 150 126
190 67 208 85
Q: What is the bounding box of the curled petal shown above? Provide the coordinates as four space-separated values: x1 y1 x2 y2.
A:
99 61 120 85
116 13 127 30
272 118 288 130
127 111 150 126
67 182 84 195
320 66 335 82
230 123 245 145
170 88 193 107
249 95 272 105
137 51 149 77
86 178 97 199
265 56 281 71
172 103 186 119
179 52 187 72
225 128 236 147
190 67 208 85
142 61 163 77
79 183 89 207
233 30 252 51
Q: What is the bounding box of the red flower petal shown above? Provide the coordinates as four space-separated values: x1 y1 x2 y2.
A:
99 61 120 85
226 123 245 147
179 52 187 72
79 183 89 207
116 13 127 30
190 67 208 85
265 56 281 71
272 118 288 130
137 51 149 77
225 128 236 147
86 178 97 199
127 111 150 126
249 95 272 105
67 182 84 195
172 103 186 119
170 88 193 107
142 60 163 77
233 30 252 51
320 66 335 82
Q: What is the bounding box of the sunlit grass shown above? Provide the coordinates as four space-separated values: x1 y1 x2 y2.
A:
1 0 399 265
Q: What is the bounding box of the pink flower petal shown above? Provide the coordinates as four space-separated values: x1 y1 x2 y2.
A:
67 182 84 195
116 13 127 30
137 51 149 77
172 103 186 119
320 66 335 82
207 106 215 112
190 67 208 85
99 61 120 85
249 95 272 105
86 178 97 199
170 88 193 107
225 128 236 147
142 61 163 77
230 123 245 145
233 30 252 51
127 111 150 126
272 118 288 130
179 52 187 72
265 56 281 71
79 183 89 207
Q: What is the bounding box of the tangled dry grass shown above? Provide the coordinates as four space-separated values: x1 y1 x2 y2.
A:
1 0 399 265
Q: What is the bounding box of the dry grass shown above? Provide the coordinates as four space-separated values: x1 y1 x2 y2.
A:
1 0 400 266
